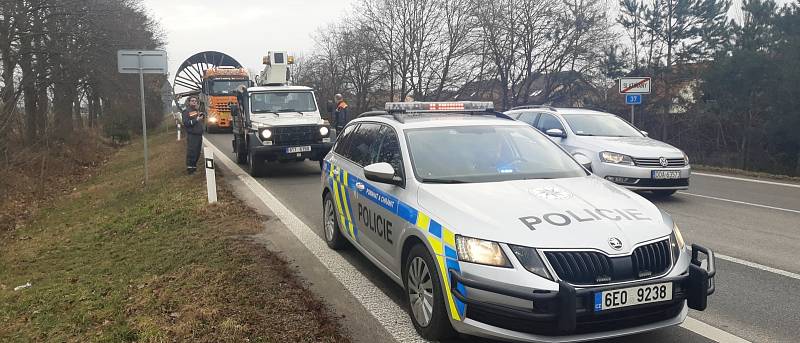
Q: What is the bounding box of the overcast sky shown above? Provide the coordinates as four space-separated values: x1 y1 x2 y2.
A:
140 0 358 80
141 0 792 88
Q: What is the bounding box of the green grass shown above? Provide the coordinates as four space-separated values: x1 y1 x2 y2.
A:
0 128 348 342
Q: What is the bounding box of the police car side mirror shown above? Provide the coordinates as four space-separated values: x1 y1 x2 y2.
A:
573 154 593 172
364 162 402 185
545 128 566 138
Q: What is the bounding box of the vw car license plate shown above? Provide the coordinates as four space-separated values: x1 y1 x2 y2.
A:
286 146 311 154
652 170 681 179
594 282 672 311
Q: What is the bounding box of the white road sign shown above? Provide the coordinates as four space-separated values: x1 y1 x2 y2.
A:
619 77 651 94
117 50 168 74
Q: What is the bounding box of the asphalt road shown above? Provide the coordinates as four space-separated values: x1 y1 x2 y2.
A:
205 133 799 343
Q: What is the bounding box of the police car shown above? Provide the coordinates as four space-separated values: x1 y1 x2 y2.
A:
320 102 715 342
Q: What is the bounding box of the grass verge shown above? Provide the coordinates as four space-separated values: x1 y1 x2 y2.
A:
0 127 350 342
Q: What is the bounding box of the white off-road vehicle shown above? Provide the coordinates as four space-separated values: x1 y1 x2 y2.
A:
230 51 332 176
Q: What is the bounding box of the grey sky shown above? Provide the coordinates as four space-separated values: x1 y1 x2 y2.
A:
140 0 358 81
142 0 793 88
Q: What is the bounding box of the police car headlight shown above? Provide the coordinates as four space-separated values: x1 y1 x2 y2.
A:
455 235 511 267
683 152 690 165
670 223 686 263
260 129 272 139
600 151 634 165
509 245 552 280
319 126 330 137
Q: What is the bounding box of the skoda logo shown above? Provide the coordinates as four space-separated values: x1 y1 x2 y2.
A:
530 186 572 200
659 157 668 167
608 237 623 250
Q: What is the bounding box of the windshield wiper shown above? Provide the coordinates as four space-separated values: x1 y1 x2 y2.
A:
421 178 468 184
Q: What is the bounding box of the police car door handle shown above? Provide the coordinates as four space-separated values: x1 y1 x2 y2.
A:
355 182 365 191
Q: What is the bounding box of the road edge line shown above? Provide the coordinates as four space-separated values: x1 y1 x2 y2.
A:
203 139 427 343
680 317 751 343
693 172 800 189
678 192 800 215
715 253 800 281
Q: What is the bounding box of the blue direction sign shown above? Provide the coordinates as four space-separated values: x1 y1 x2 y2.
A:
626 94 642 105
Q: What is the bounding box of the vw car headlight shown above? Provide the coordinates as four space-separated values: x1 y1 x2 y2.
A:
319 126 330 137
600 151 634 165
455 235 511 267
260 128 272 139
208 117 218 123
670 223 686 263
509 245 552 280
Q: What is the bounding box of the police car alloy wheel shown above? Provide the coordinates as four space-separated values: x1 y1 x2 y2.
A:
323 193 347 250
404 244 455 339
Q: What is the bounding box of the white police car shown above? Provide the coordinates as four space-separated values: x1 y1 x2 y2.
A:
320 102 715 342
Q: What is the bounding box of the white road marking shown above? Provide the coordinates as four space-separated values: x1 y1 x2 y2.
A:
694 172 800 189
680 317 751 343
678 192 800 215
203 138 756 343
203 139 427 343
716 253 800 281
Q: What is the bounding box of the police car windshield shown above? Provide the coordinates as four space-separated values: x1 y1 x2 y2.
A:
250 91 317 113
561 114 643 137
405 125 588 183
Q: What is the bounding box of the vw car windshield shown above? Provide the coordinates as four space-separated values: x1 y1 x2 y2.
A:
211 80 249 95
250 91 317 113
405 125 587 183
561 113 643 137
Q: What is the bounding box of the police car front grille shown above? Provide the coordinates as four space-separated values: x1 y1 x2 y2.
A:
545 240 672 285
272 126 319 146
633 157 687 167
544 251 613 285
631 239 671 278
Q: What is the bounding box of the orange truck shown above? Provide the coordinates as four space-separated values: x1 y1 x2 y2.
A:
200 67 251 132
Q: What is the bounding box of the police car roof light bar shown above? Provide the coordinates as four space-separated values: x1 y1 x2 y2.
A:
385 101 494 113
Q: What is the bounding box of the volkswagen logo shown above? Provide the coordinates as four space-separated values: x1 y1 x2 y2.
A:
659 157 668 167
608 237 623 250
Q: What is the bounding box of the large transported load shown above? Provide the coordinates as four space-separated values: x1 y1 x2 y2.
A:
172 51 250 132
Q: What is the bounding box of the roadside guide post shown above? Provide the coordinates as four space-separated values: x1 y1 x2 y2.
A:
117 50 168 184
204 147 217 204
619 77 651 126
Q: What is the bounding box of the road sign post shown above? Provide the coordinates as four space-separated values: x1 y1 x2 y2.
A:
118 50 168 184
625 94 642 124
620 78 650 126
